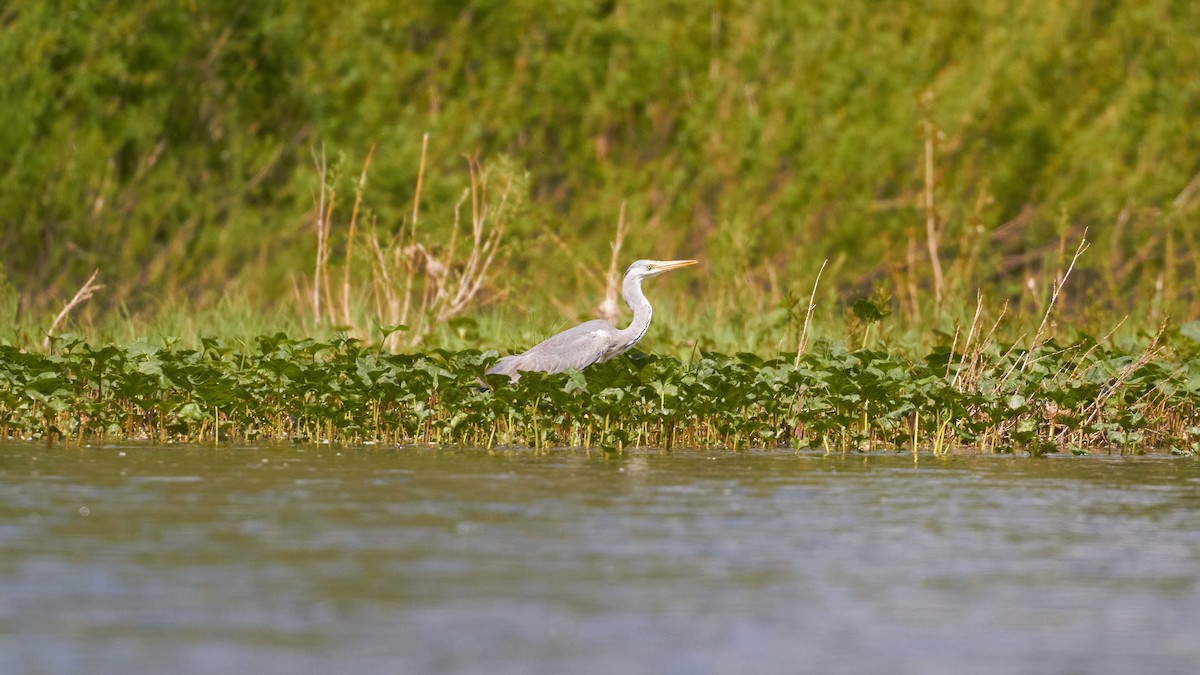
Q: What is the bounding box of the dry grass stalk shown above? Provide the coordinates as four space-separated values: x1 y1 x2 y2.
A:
958 299 1008 394
795 258 828 365
342 143 376 325
369 152 511 349
1062 315 1128 384
44 269 104 348
951 291 985 389
400 133 430 328
1172 167 1200 209
903 231 922 327
921 91 944 307
1081 319 1168 432
311 144 334 325
597 201 630 324
367 223 394 331
433 156 510 323
303 138 510 350
1020 230 1089 372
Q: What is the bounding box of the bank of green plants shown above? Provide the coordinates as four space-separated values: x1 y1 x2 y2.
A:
4 2 1199 454
2 327 1197 455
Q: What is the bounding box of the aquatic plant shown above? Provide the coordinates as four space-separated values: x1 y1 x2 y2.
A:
2 330 1196 455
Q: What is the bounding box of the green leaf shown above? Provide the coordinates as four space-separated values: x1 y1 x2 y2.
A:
852 298 885 322
1180 320 1200 344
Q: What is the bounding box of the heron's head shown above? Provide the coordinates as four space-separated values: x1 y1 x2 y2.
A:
625 259 699 281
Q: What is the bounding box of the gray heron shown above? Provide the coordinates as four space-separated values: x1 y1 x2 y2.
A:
486 259 698 382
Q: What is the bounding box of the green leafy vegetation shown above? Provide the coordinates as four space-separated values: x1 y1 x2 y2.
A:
2 2 1198 451
3 329 1198 454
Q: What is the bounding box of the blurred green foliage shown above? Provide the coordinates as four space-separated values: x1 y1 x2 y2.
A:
2 0 1199 341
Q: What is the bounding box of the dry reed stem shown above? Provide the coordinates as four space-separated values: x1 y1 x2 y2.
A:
309 143 341 326
44 269 103 348
979 299 1009 347
302 136 507 350
951 291 985 389
367 222 397 341
944 326 960 379
365 151 509 348
399 134 430 328
598 201 629 324
1065 315 1128 382
311 144 328 324
412 133 428 226
342 143 376 325
921 91 944 306
993 330 1029 393
904 232 922 327
795 258 828 365
1081 319 1169 431
1020 230 1089 372
321 186 338 324
436 155 510 320
1172 167 1200 209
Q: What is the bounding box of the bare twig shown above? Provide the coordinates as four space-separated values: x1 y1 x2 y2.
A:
44 269 103 349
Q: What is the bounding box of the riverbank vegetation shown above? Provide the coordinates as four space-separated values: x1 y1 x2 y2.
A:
2 1 1198 451
2 328 1198 453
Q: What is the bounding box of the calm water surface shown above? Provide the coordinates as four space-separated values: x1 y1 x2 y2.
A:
1 443 1199 674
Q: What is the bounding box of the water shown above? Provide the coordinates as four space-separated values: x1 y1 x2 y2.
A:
2 443 1199 675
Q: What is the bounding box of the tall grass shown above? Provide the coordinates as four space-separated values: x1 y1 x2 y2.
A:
305 148 523 350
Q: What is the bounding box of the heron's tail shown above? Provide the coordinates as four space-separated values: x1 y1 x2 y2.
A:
484 355 522 382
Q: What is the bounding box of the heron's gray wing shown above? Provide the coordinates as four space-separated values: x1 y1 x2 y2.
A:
487 320 617 378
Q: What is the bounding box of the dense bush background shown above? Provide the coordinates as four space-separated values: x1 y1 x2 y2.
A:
2 0 1198 346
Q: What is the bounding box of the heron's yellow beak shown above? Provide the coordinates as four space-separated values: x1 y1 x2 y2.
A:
652 259 699 272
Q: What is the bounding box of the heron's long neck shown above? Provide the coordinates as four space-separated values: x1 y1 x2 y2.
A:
616 275 653 350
